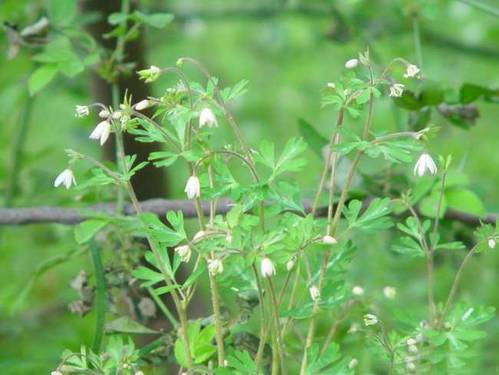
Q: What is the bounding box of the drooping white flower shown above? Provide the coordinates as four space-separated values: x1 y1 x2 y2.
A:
175 245 191 263
488 237 496 249
345 58 359 69
260 257 276 278
389 83 405 97
383 286 396 299
89 120 111 146
348 358 358 369
309 285 320 302
352 286 365 296
184 175 201 199
208 258 224 276
348 323 360 334
322 235 338 245
414 153 437 177
75 105 89 117
99 109 110 118
363 313 378 326
135 99 152 111
286 256 296 271
404 64 421 79
54 168 76 189
199 107 217 128
408 344 418 353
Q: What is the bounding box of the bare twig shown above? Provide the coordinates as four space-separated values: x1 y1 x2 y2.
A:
0 198 495 226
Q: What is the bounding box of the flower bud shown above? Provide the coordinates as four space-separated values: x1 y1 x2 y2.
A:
488 237 496 249
260 257 276 278
99 109 110 118
309 285 320 301
383 286 396 299
352 286 364 296
414 152 437 177
193 230 206 242
138 65 161 83
345 58 359 69
404 64 421 79
135 99 152 111
348 358 358 369
286 256 296 271
322 235 338 245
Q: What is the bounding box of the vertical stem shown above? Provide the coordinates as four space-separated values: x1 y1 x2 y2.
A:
441 245 478 320
90 241 106 354
209 273 225 366
254 265 268 372
412 15 423 69
267 278 285 374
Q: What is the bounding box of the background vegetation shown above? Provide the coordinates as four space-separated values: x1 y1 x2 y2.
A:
0 0 498 373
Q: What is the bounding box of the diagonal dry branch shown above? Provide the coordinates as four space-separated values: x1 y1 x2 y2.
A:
0 198 495 227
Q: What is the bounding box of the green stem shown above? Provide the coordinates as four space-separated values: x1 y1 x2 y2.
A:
441 244 479 321
412 16 423 69
253 264 268 372
458 0 499 17
89 241 106 353
146 286 179 328
209 272 226 366
267 278 285 374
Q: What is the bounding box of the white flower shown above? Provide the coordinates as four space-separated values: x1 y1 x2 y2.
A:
327 82 336 89
135 99 152 111
135 371 144 375
345 58 359 69
199 107 217 128
75 105 89 117
322 235 338 245
51 371 63 375
184 175 201 199
260 257 276 278
383 286 396 299
99 109 110 118
89 120 111 146
175 245 191 263
363 313 378 326
348 358 358 369
352 286 364 296
404 64 421 79
414 153 437 177
488 237 496 249
193 230 206 242
54 168 76 189
112 111 122 120
208 258 224 276
389 83 405 97
407 338 417 346
286 256 296 271
309 285 320 302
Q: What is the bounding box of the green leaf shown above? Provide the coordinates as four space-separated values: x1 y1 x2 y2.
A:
298 118 328 158
74 219 109 244
445 188 486 216
344 198 393 232
133 11 174 29
108 12 128 25
419 190 447 219
105 316 158 335
46 0 76 25
28 65 58 95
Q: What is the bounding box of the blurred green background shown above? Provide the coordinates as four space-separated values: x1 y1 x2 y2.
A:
0 0 498 373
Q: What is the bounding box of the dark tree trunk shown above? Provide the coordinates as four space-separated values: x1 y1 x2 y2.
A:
80 0 168 200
